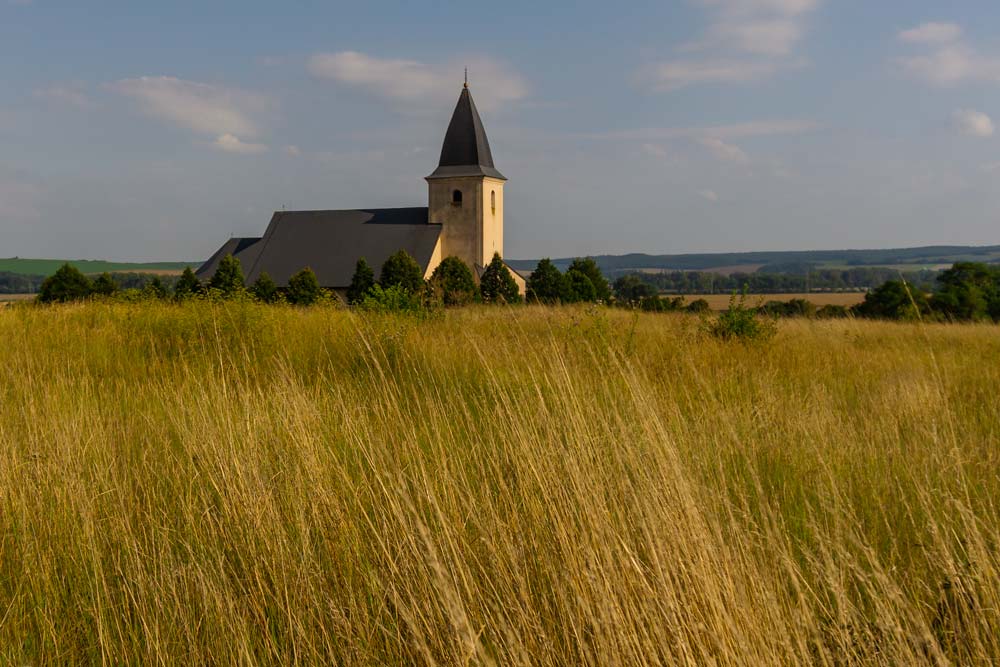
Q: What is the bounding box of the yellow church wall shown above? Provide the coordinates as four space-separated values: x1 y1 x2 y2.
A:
481 178 504 265
427 176 506 269
423 236 444 280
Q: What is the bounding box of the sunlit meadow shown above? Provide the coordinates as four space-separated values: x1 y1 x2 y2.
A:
1 301 998 664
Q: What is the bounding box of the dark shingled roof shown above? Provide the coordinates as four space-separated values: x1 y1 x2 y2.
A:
197 237 263 281
198 207 440 289
427 86 505 181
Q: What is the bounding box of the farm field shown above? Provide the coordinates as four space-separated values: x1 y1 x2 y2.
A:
670 291 867 310
0 257 192 277
0 293 34 303
0 302 998 664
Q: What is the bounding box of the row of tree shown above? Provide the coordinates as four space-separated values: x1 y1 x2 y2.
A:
35 250 528 307
613 267 940 294
524 258 611 304
41 253 995 323
854 262 1000 322
347 251 521 306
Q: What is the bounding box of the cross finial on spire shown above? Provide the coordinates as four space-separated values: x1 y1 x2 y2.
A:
464 68 468 88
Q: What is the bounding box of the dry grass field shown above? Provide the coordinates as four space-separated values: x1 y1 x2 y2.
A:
0 302 998 664
669 292 866 310
0 294 35 303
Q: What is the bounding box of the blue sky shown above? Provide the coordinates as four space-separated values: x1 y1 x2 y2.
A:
2 0 1000 261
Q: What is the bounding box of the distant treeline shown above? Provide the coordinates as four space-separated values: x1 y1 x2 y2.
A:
0 271 44 294
506 245 1000 274
619 262 1000 324
0 271 178 295
620 267 939 294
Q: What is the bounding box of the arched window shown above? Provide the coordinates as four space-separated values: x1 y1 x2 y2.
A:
452 189 462 206
491 190 496 213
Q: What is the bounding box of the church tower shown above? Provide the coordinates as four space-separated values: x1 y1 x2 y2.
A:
426 82 506 272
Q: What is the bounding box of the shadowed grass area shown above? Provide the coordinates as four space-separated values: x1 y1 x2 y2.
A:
0 301 998 664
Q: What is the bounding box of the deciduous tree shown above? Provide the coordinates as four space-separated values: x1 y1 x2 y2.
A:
526 258 567 304
38 264 92 303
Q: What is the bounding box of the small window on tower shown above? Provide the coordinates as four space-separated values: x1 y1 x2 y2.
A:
452 189 462 206
491 190 496 213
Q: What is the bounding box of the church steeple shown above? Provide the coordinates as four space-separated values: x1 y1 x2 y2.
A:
425 83 509 277
427 84 505 181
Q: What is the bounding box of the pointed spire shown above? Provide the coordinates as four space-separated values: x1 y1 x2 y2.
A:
427 85 506 181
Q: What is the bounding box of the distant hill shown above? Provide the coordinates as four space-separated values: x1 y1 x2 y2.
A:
6 244 1000 282
0 258 195 277
506 245 1000 275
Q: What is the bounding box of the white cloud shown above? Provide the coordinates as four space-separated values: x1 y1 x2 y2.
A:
897 25 1000 86
109 76 270 137
698 189 720 202
283 145 302 157
708 18 804 56
698 136 749 162
641 59 784 91
643 0 819 91
212 134 267 154
307 51 527 112
953 109 994 137
898 22 962 45
34 83 94 110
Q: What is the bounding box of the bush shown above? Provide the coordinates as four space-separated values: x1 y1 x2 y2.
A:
286 267 321 306
480 252 521 304
38 264 92 303
758 298 816 318
358 284 425 313
686 298 710 314
709 291 777 342
640 295 686 312
429 256 477 306
526 258 567 304
250 272 281 303
613 275 656 305
816 304 850 319
208 255 245 298
347 258 376 305
380 250 425 294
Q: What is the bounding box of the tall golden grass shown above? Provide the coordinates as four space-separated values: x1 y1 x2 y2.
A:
0 301 998 665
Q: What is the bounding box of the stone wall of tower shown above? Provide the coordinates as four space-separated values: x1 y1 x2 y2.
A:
427 176 504 270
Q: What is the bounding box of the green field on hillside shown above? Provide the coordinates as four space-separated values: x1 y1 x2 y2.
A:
0 301 998 664
0 258 194 276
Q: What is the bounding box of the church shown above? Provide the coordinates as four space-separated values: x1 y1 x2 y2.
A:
196 82 525 295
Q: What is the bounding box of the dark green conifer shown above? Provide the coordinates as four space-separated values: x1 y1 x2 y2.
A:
286 267 321 306
347 258 376 305
479 252 520 304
